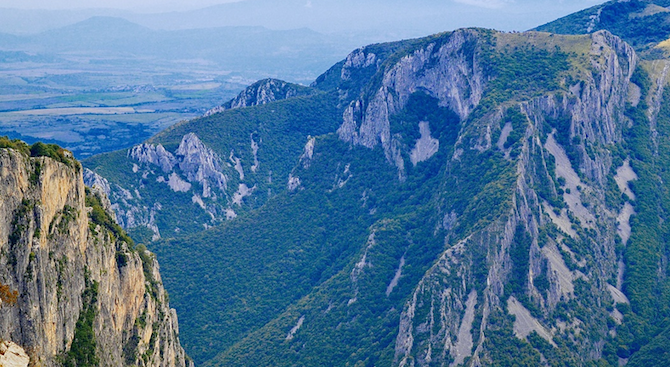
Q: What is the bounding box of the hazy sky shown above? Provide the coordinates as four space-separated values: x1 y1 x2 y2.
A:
0 0 606 13
0 0 610 36
1 0 243 11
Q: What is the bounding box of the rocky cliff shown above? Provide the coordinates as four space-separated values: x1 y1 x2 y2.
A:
390 29 637 365
0 145 191 367
83 78 341 240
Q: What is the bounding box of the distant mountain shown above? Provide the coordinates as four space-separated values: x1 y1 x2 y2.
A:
0 16 359 81
16 16 154 53
0 1 613 41
0 7 126 35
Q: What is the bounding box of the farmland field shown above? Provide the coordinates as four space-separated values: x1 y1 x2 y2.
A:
0 60 249 157
0 17 358 158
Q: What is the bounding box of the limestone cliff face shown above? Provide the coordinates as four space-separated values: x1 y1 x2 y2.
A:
385 31 638 365
320 29 640 365
337 28 485 179
0 148 191 367
89 132 248 238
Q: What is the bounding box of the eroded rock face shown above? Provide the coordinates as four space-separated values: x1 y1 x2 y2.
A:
89 133 238 238
83 168 116 221
0 148 191 367
129 144 176 173
391 30 637 366
0 341 29 367
338 28 485 165
175 133 228 198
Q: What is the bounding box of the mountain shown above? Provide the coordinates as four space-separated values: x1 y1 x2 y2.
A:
0 139 191 367
536 0 670 58
0 7 127 35
82 19 670 367
0 16 359 82
203 78 318 116
0 1 598 40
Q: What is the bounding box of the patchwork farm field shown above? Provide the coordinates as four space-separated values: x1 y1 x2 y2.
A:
0 61 248 157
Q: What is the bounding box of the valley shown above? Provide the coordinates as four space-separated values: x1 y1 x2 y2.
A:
0 17 362 158
85 14 670 364
5 0 670 366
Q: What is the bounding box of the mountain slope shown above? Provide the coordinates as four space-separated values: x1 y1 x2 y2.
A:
200 29 646 367
83 89 343 240
85 13 670 367
88 26 670 366
203 78 317 116
0 139 191 366
81 37 423 240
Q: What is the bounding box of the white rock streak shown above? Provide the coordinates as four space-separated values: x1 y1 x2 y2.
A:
286 316 305 341
410 122 439 166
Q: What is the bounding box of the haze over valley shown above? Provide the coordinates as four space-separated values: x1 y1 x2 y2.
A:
0 0 607 157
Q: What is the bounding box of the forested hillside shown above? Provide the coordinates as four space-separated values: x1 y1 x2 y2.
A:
84 3 670 365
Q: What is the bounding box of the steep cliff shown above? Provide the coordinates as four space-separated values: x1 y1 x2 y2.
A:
0 142 191 367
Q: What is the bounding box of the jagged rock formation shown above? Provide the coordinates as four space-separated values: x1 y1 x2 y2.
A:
204 78 316 116
86 133 238 239
0 147 191 367
90 84 293 237
84 79 340 239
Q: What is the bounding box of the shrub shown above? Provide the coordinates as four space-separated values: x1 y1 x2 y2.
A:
0 283 18 306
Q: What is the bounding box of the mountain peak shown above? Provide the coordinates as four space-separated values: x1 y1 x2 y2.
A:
46 16 152 37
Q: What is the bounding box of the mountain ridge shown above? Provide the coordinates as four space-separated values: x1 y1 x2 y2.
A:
536 0 670 58
83 24 670 366
76 2 670 365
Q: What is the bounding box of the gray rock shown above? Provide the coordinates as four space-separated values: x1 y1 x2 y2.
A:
392 30 636 366
129 143 176 173
175 133 228 198
0 148 191 367
204 78 315 116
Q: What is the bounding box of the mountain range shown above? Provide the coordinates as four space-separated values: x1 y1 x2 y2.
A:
0 0 607 38
0 16 357 81
5 0 670 366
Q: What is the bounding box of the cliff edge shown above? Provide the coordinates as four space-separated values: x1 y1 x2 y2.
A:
0 142 192 367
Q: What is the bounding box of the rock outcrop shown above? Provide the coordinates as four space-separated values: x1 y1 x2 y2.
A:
204 78 316 116
86 133 237 238
0 147 191 367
